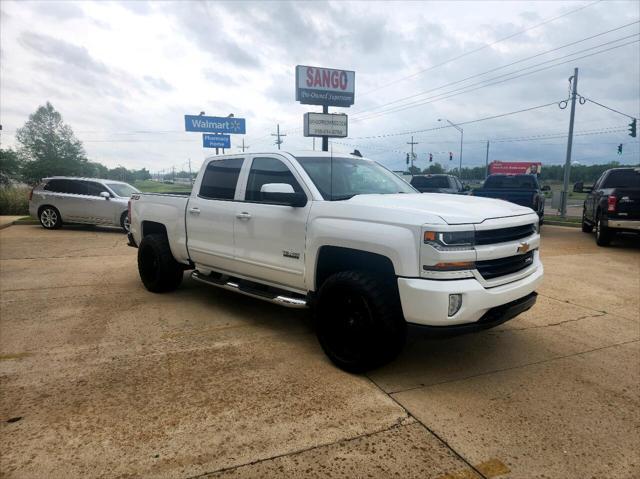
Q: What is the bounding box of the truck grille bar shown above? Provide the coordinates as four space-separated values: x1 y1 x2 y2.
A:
476 251 535 280
475 224 535 245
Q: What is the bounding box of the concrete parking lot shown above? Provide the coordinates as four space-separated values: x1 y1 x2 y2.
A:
1 225 638 478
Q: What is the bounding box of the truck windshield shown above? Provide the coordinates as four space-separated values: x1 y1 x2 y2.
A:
484 175 538 189
602 169 640 188
296 156 416 200
107 183 140 197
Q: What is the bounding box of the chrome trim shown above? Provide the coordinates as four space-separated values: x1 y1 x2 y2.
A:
607 219 640 231
191 271 308 309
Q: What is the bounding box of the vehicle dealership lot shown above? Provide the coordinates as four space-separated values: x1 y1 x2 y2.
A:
1 226 638 478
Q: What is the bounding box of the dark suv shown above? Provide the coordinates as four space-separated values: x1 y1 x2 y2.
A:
410 174 467 194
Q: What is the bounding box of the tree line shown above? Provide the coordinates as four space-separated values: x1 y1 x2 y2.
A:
406 160 635 183
0 102 151 186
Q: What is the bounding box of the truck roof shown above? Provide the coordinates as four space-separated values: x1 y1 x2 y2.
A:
204 150 370 161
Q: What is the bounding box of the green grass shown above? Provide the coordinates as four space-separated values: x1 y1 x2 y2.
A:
0 185 30 215
133 180 192 193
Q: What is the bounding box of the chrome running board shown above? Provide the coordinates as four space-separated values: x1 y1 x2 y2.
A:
191 271 308 309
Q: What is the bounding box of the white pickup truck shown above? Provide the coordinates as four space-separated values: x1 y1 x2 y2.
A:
129 151 543 372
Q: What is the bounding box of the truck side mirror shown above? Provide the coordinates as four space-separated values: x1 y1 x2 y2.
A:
260 183 307 207
100 191 111 200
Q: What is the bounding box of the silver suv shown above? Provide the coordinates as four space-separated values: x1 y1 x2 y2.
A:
29 177 140 232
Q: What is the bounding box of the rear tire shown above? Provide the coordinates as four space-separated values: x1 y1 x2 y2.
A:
315 271 406 373
137 234 183 292
595 213 612 246
39 206 62 230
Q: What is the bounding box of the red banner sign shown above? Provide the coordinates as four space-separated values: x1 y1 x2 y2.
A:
489 161 542 175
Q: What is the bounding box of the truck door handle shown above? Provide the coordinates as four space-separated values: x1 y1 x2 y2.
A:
236 212 251 220
188 207 200 215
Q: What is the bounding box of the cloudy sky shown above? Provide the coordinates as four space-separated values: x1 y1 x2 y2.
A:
1 0 639 173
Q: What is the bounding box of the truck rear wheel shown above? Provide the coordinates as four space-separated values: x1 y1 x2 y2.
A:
315 271 406 373
138 234 183 292
595 214 612 246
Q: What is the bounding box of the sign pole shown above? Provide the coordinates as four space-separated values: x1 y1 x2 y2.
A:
322 105 329 152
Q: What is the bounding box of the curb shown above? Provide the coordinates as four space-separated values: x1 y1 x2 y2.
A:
544 221 581 228
0 217 37 230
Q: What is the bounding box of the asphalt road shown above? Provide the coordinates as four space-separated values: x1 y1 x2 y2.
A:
1 225 638 478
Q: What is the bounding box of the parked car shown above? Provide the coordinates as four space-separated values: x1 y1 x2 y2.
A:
29 177 140 232
472 174 544 224
410 174 468 194
581 167 640 246
129 151 542 372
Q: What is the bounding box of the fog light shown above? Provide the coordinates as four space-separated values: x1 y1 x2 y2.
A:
448 294 462 317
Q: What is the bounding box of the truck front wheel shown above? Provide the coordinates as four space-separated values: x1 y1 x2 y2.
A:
137 234 183 293
315 271 406 373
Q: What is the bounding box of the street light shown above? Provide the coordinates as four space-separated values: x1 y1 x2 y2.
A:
438 118 463 178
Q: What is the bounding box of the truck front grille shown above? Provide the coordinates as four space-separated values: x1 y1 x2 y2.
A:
476 251 534 280
475 224 535 245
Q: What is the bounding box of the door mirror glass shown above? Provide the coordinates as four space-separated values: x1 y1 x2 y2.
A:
260 183 306 207
99 191 111 199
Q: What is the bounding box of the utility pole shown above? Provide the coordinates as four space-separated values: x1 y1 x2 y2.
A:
561 68 578 218
271 124 286 150
322 105 329 151
240 138 249 152
407 136 418 171
485 141 490 179
172 166 176 182
188 158 192 179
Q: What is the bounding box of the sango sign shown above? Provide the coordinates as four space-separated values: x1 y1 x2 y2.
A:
296 65 355 107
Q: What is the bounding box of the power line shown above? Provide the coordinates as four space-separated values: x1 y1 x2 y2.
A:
357 0 603 97
351 36 639 122
579 96 638 119
350 21 639 118
349 101 561 140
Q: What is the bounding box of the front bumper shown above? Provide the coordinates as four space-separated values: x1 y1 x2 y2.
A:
398 260 543 327
604 219 640 231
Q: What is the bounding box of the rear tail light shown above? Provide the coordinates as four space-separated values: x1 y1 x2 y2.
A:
607 195 617 212
28 187 34 201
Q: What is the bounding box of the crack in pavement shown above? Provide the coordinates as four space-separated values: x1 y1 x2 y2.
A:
184 416 415 479
365 374 488 479
492 311 608 332
538 292 637 322
386 338 640 396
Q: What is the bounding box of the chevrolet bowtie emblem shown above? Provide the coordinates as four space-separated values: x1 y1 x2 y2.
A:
517 242 530 254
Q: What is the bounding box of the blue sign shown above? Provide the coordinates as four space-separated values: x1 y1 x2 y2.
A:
185 115 246 134
203 134 231 149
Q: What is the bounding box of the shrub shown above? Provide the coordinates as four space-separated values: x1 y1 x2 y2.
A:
0 185 30 215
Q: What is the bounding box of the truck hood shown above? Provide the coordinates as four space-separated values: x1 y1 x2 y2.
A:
345 193 534 224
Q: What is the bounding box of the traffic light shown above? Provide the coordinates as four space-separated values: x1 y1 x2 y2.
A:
617 144 623 155
429 153 433 162
629 118 637 138
449 152 453 161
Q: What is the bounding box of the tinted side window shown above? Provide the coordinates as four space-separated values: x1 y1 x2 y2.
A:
45 179 80 194
245 157 303 202
86 182 109 196
44 179 66 193
199 158 243 200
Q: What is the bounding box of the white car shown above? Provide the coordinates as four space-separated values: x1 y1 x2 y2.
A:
29 176 139 232
129 151 543 372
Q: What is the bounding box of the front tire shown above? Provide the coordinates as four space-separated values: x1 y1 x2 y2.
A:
315 271 406 373
120 211 130 233
595 213 612 246
39 206 62 230
137 234 183 292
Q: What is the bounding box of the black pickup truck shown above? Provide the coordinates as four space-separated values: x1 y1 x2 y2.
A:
472 174 545 223
581 167 640 246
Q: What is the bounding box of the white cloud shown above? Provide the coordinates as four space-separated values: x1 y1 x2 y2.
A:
0 0 638 172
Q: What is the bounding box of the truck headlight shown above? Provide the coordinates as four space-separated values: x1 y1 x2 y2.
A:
448 294 462 316
424 230 475 250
